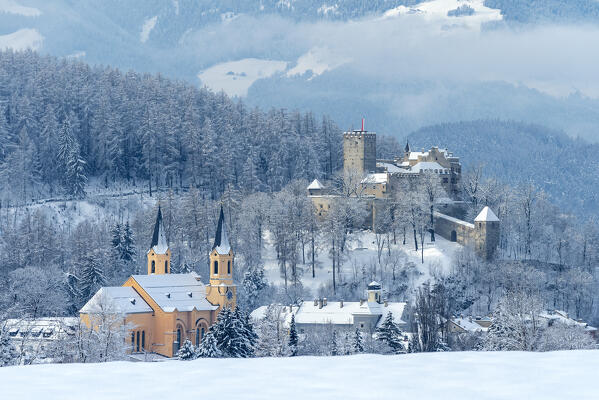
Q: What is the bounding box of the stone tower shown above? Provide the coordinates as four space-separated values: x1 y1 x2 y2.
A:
206 206 236 311
343 126 376 175
474 206 500 260
147 205 171 275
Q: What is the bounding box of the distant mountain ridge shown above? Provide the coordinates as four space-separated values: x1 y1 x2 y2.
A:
407 120 599 216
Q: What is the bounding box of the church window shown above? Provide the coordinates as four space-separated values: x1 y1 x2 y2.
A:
227 261 231 274
176 328 182 345
164 261 168 273
142 331 145 350
151 260 155 274
201 327 205 340
136 331 140 352
195 328 200 345
214 260 219 274
131 332 135 351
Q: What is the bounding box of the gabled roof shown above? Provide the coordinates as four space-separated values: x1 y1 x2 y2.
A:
474 206 499 222
212 206 231 254
80 287 152 314
307 179 324 190
131 273 218 313
149 206 169 254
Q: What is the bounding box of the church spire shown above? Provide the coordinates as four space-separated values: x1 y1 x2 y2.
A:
405 140 410 153
147 205 171 274
212 206 230 255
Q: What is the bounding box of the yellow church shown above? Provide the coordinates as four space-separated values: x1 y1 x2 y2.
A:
80 206 236 358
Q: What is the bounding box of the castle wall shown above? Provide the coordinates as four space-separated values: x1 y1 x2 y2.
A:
434 212 475 247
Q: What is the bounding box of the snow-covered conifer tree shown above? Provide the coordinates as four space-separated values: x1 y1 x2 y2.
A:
177 339 196 360
288 314 299 356
353 328 364 353
196 329 222 358
375 312 405 354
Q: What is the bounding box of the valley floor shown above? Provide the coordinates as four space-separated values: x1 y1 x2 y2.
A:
2 350 597 399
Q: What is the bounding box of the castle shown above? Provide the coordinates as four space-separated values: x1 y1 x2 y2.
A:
80 206 236 358
308 125 499 260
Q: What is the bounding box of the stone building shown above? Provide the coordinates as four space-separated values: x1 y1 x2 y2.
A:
80 205 236 358
343 128 377 175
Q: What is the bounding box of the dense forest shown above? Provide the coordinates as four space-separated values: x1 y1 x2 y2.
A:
0 50 342 203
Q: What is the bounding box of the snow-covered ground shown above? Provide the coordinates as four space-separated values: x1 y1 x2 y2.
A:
0 28 43 51
383 0 502 31
2 351 597 399
262 230 461 295
140 16 158 43
287 46 351 79
198 58 288 97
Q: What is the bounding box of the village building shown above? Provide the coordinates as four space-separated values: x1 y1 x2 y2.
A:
79 206 236 358
251 282 409 334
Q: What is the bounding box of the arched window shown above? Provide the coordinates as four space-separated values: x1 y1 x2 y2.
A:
164 260 168 273
195 328 200 345
141 331 145 351
214 260 218 274
227 260 231 274
131 332 135 351
151 260 155 274
136 331 140 352
201 327 205 341
176 328 182 344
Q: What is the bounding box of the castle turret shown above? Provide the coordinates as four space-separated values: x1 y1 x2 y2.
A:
343 125 376 175
147 206 171 275
474 206 500 260
206 206 236 311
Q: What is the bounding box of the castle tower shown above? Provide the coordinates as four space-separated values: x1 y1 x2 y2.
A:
367 281 382 304
147 206 171 275
474 206 500 260
206 206 236 311
343 123 376 175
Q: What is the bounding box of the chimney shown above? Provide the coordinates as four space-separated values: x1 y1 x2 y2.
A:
187 292 192 298
361 118 365 131
318 299 323 309
384 300 388 307
314 299 318 306
360 299 364 306
340 300 344 308
130 298 136 305
323 298 327 306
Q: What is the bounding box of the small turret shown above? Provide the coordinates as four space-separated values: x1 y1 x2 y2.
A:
147 205 171 275
474 206 500 260
367 281 382 304
206 206 236 311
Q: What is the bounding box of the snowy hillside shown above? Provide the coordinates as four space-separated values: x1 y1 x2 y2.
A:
2 350 598 399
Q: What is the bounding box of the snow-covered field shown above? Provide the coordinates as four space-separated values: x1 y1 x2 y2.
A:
2 351 597 399
262 230 461 294
198 58 288 97
0 28 43 51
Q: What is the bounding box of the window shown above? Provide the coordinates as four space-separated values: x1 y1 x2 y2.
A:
214 260 218 274
136 331 140 352
201 327 205 341
151 260 155 274
227 261 231 274
360 323 365 329
195 328 200 346
131 332 135 351
443 178 448 183
164 260 168 273
142 331 145 350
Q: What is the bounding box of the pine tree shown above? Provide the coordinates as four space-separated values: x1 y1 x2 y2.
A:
288 313 299 356
196 329 222 358
111 223 122 252
331 330 339 356
353 328 364 353
121 221 136 262
0 332 18 367
210 307 255 358
375 312 405 354
177 339 196 360
78 253 107 301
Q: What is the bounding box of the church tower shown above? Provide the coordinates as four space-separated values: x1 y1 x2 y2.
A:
147 206 171 275
206 206 236 311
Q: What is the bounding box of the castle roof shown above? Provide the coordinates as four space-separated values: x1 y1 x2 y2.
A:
212 206 231 254
149 206 169 254
307 179 324 190
474 206 499 222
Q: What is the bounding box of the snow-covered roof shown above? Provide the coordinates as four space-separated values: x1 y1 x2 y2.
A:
451 317 488 333
408 151 427 160
410 161 449 173
3 317 79 334
131 273 218 313
361 173 388 184
434 211 475 229
539 310 597 332
80 286 153 314
474 206 499 222
213 206 231 255
307 179 324 190
293 301 408 327
377 162 403 173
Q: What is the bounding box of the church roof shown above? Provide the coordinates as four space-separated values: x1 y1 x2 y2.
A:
474 206 499 222
405 141 410 153
212 206 231 254
131 273 218 313
149 206 168 254
79 287 153 314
